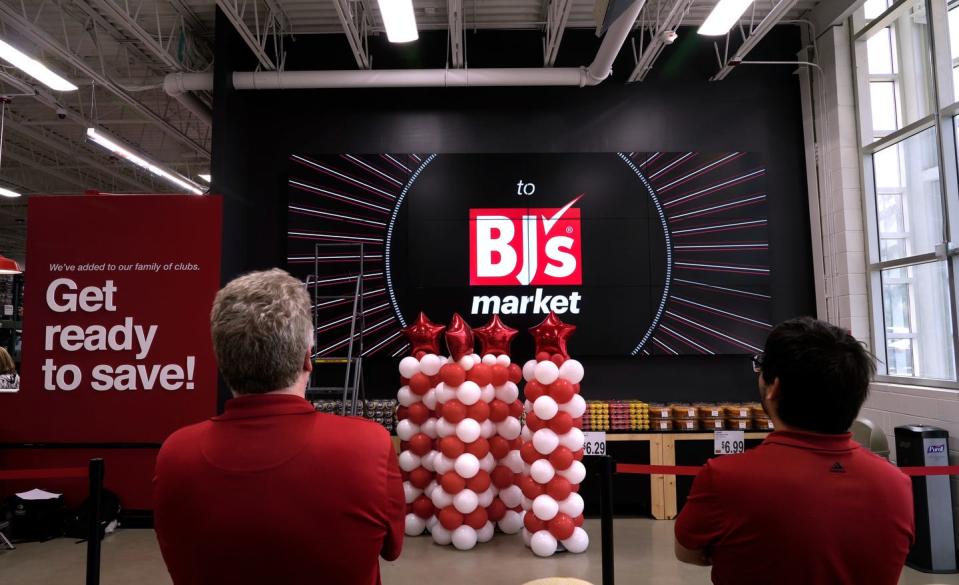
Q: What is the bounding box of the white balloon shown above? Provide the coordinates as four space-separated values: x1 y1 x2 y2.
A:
458 355 475 371
453 489 479 514
504 449 525 474
559 427 585 452
433 455 455 475
397 385 418 407
431 524 452 546
559 394 587 418
457 381 482 406
456 418 482 443
520 425 533 443
427 516 439 532
435 382 457 405
479 453 496 473
405 513 427 536
420 418 438 439
452 525 478 551
479 384 496 404
523 497 533 511
477 487 495 508
422 389 438 411
559 359 584 384
522 359 538 382
477 521 495 543
455 453 480 478
480 419 496 439
399 451 422 472
562 527 590 554
524 399 533 413
404 481 422 504
533 428 560 455
420 451 437 472
497 417 521 440
523 463 532 477
522 527 533 547
499 485 523 509
471 354 482 365
435 417 456 438
495 354 511 367
532 494 559 521
396 420 420 442
498 510 523 535
495 381 519 403
399 356 420 378
531 529 559 557
559 460 586 484
558 493 585 518
533 395 559 420
420 354 443 376
530 459 556 484
431 487 453 509
482 354 497 366
534 361 560 385
424 480 438 498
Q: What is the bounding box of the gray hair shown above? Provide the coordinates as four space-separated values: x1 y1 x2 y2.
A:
210 268 313 394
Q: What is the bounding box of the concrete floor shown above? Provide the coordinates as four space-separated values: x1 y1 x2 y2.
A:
0 519 957 585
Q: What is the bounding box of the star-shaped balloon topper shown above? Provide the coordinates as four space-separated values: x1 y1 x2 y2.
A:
474 314 518 356
529 311 576 359
402 312 446 357
445 313 475 360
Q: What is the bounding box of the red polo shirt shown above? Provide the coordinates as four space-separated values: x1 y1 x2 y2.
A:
675 430 914 585
154 394 405 585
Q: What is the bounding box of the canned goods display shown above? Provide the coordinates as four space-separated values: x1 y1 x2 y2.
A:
311 398 397 432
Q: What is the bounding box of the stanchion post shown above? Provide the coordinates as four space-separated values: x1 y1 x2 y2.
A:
86 458 104 585
600 455 614 585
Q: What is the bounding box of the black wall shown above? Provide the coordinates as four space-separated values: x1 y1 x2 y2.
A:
212 10 815 403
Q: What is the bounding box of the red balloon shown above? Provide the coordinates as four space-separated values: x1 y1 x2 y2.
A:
508 363 522 384
439 436 466 459
546 476 572 501
466 400 490 422
467 363 492 386
396 406 409 421
490 364 509 386
548 446 574 471
488 399 509 422
491 465 514 489
442 399 467 424
409 433 433 456
412 495 434 519
572 448 584 461
438 506 464 530
409 468 432 489
400 441 410 452
520 441 541 464
429 374 442 387
487 498 507 522
548 379 575 404
535 352 551 362
441 471 466 494
529 312 576 359
464 506 489 530
525 380 545 402
408 403 429 425
466 470 491 493
445 313 475 360
406 502 412 514
547 513 575 540
409 373 432 396
572 418 583 429
509 400 524 418
465 437 490 459
510 437 523 450
400 376 410 385
474 315 518 356
520 476 545 499
524 510 545 533
525 411 544 432
414 350 427 360
439 363 466 387
403 312 445 356
573 514 584 527
489 436 510 460
547 411 573 435
571 483 580 493
573 383 581 394
550 354 566 367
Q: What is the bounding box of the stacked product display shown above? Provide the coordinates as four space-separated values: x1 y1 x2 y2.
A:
312 399 397 432
583 400 649 432
646 403 771 431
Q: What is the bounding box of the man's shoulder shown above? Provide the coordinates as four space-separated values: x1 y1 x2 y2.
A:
159 419 215 458
311 411 393 447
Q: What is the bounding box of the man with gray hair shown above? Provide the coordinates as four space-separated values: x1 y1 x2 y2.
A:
154 269 405 585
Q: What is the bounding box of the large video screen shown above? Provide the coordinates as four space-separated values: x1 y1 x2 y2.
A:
287 152 771 357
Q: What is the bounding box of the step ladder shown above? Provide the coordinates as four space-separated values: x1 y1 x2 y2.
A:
305 242 366 416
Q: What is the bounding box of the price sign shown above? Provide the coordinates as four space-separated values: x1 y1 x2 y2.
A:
714 430 745 455
583 432 607 456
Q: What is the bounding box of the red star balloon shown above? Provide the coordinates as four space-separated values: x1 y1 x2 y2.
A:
445 313 475 360
402 312 446 356
529 312 576 359
474 314 518 356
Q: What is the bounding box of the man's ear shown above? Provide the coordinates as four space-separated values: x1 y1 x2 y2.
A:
304 352 313 374
765 376 780 402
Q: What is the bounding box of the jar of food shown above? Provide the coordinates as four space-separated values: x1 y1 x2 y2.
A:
723 404 751 419
671 404 699 419
651 419 673 431
702 417 725 431
695 403 723 418
754 417 775 431
749 404 766 418
727 418 752 430
648 405 671 419
674 418 700 431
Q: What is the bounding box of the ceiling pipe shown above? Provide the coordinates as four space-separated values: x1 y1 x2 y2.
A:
163 73 213 126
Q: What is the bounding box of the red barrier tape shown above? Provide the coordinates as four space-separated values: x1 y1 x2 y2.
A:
616 463 959 477
0 467 88 481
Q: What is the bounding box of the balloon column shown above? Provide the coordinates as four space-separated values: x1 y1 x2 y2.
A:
396 313 446 537
473 315 526 537
520 312 589 557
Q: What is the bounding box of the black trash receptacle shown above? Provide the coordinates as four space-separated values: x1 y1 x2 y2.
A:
895 425 957 573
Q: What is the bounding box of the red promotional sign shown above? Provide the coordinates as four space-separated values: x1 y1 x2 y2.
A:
0 195 222 443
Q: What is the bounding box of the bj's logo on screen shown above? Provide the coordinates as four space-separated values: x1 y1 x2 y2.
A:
469 196 583 316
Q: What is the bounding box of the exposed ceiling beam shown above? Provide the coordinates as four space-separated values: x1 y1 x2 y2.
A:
544 0 573 67
216 0 287 70
628 0 694 82
809 0 866 31
0 1 209 157
711 0 803 80
449 0 464 68
332 0 371 69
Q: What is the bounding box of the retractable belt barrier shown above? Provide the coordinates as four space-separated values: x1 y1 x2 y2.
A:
616 463 959 477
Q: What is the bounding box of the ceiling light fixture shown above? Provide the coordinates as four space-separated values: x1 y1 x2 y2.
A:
198 173 211 182
376 0 419 43
0 39 77 91
0 186 20 198
698 0 755 36
86 128 204 195
0 254 21 274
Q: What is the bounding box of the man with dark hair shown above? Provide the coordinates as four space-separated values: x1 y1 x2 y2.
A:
675 317 914 585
